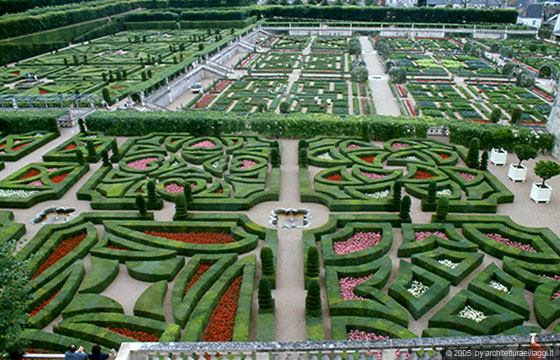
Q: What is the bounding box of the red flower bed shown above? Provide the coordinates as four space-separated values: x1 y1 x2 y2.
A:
13 142 30 151
327 174 343 182
63 143 77 151
20 169 40 181
50 173 69 184
32 232 87 279
107 244 128 251
39 89 50 95
439 153 450 159
216 189 223 194
201 276 242 341
29 289 60 317
105 327 159 342
185 263 212 295
196 94 215 109
361 156 375 163
405 99 416 116
414 170 435 179
212 80 231 93
144 230 236 244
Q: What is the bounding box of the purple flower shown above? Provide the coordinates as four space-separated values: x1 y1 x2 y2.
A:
333 232 381 255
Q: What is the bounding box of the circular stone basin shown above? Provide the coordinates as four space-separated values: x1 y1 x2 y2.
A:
269 208 311 229
31 207 76 225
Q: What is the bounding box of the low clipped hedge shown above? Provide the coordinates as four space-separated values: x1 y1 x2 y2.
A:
79 256 119 294
62 293 124 319
399 222 478 257
42 132 116 163
0 210 25 243
411 248 483 286
330 316 417 340
126 257 185 282
0 131 58 161
91 233 177 262
21 329 99 353
133 280 167 321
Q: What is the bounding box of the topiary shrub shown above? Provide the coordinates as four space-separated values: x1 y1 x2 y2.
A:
86 140 96 162
261 246 274 277
135 194 147 215
298 139 307 151
305 245 320 284
392 181 402 208
101 150 110 167
427 181 437 204
513 145 537 168
305 279 322 317
183 181 193 202
279 101 289 114
299 148 308 168
110 142 119 163
173 193 188 220
466 137 480 168
479 151 488 171
258 278 274 313
534 160 560 187
75 150 84 165
270 147 280 168
78 118 87 134
490 108 502 123
510 108 522 125
435 197 449 222
147 180 158 204
399 195 412 223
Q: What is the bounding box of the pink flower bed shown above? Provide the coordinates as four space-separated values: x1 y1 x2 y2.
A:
414 231 449 242
239 160 257 169
539 274 560 300
485 233 536 253
339 274 373 300
458 172 476 181
27 180 42 186
347 329 389 341
333 232 381 255
361 171 385 180
165 182 195 194
191 140 216 149
127 157 157 170
47 168 58 172
392 143 409 150
347 144 361 150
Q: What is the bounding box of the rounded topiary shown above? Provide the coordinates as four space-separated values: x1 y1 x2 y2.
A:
510 108 523 125
135 194 147 215
183 181 193 202
305 245 320 279
298 139 307 151
513 144 537 168
490 108 502 123
305 279 322 317
270 148 280 168
78 118 87 134
86 140 96 162
427 181 437 204
260 246 275 276
399 195 412 223
435 197 449 222
299 148 308 168
279 101 289 113
466 138 480 169
479 151 488 171
173 193 188 220
534 160 560 187
101 150 110 167
75 150 84 164
147 180 158 204
258 278 274 313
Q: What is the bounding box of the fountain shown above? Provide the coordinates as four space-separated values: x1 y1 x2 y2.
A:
31 206 76 225
269 208 311 229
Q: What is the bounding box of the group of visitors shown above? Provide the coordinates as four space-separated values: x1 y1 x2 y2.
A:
65 344 116 360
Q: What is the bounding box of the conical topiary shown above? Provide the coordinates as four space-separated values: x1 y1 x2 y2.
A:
427 181 437 204
435 197 449 222
173 192 188 220
305 279 322 317
135 194 147 215
305 245 320 279
258 278 274 313
400 195 412 223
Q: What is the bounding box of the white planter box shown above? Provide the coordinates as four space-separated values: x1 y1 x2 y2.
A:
490 148 507 166
508 164 527 182
530 182 552 203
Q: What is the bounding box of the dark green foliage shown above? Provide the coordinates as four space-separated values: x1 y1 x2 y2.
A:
388 66 406 84
510 108 522 124
86 140 96 162
135 195 147 215
348 37 361 55
47 117 59 134
399 195 411 223
435 197 449 222
305 279 322 317
0 239 31 353
279 101 289 113
513 145 537 167
299 148 308 168
78 118 87 134
183 181 193 202
305 245 320 278
147 180 158 204
101 88 114 106
427 181 436 204
466 137 480 169
534 160 560 187
361 121 370 142
479 151 488 171
490 108 502 123
270 147 280 168
173 193 188 220
492 127 515 151
392 181 402 206
110 142 119 163
257 102 267 112
75 150 84 164
260 246 274 276
258 278 273 313
101 150 110 167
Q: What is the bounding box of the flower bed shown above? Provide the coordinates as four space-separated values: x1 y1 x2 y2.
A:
201 276 242 341
339 274 373 300
484 233 536 253
347 329 389 341
436 189 452 197
415 231 448 242
239 160 257 169
212 80 231 93
489 280 509 293
365 190 389 199
327 174 343 182
165 182 195 194
29 289 60 317
196 94 216 109
191 140 216 149
407 280 429 299
127 158 157 170
392 143 410 150
457 172 476 182
439 259 459 269
361 156 375 163
333 232 381 255
414 170 435 179
32 232 87 279
458 305 487 323
105 327 159 342
20 169 40 181
50 173 69 184
0 189 38 198
347 144 361 150
317 152 333 160
143 230 236 245
185 264 212 295
361 171 385 180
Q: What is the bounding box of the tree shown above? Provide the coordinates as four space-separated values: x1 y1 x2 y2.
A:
348 38 361 55
492 127 514 150
135 194 147 215
392 181 402 207
279 101 289 113
147 180 158 205
388 66 406 84
86 140 96 162
466 138 480 169
435 197 449 222
75 150 84 164
427 181 437 204
479 151 489 171
102 88 114 106
173 192 188 220
513 145 537 168
270 147 280 168
0 239 31 354
351 66 368 82
101 150 110 167
516 70 535 88
399 195 412 223
306 280 322 317
510 108 523 125
257 102 267 112
305 245 320 279
534 160 560 187
258 278 274 313
490 108 502 123
501 62 515 76
260 246 275 277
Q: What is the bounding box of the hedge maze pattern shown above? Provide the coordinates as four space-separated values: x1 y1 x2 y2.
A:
15 211 276 350
304 213 560 340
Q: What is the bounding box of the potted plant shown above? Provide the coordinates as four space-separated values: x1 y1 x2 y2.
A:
490 147 508 166
490 127 514 166
531 160 560 203
508 145 537 182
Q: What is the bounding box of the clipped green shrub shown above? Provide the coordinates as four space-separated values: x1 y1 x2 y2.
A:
435 197 449 222
305 245 320 284
466 137 480 169
400 195 411 223
305 279 321 317
173 193 188 220
258 277 274 313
